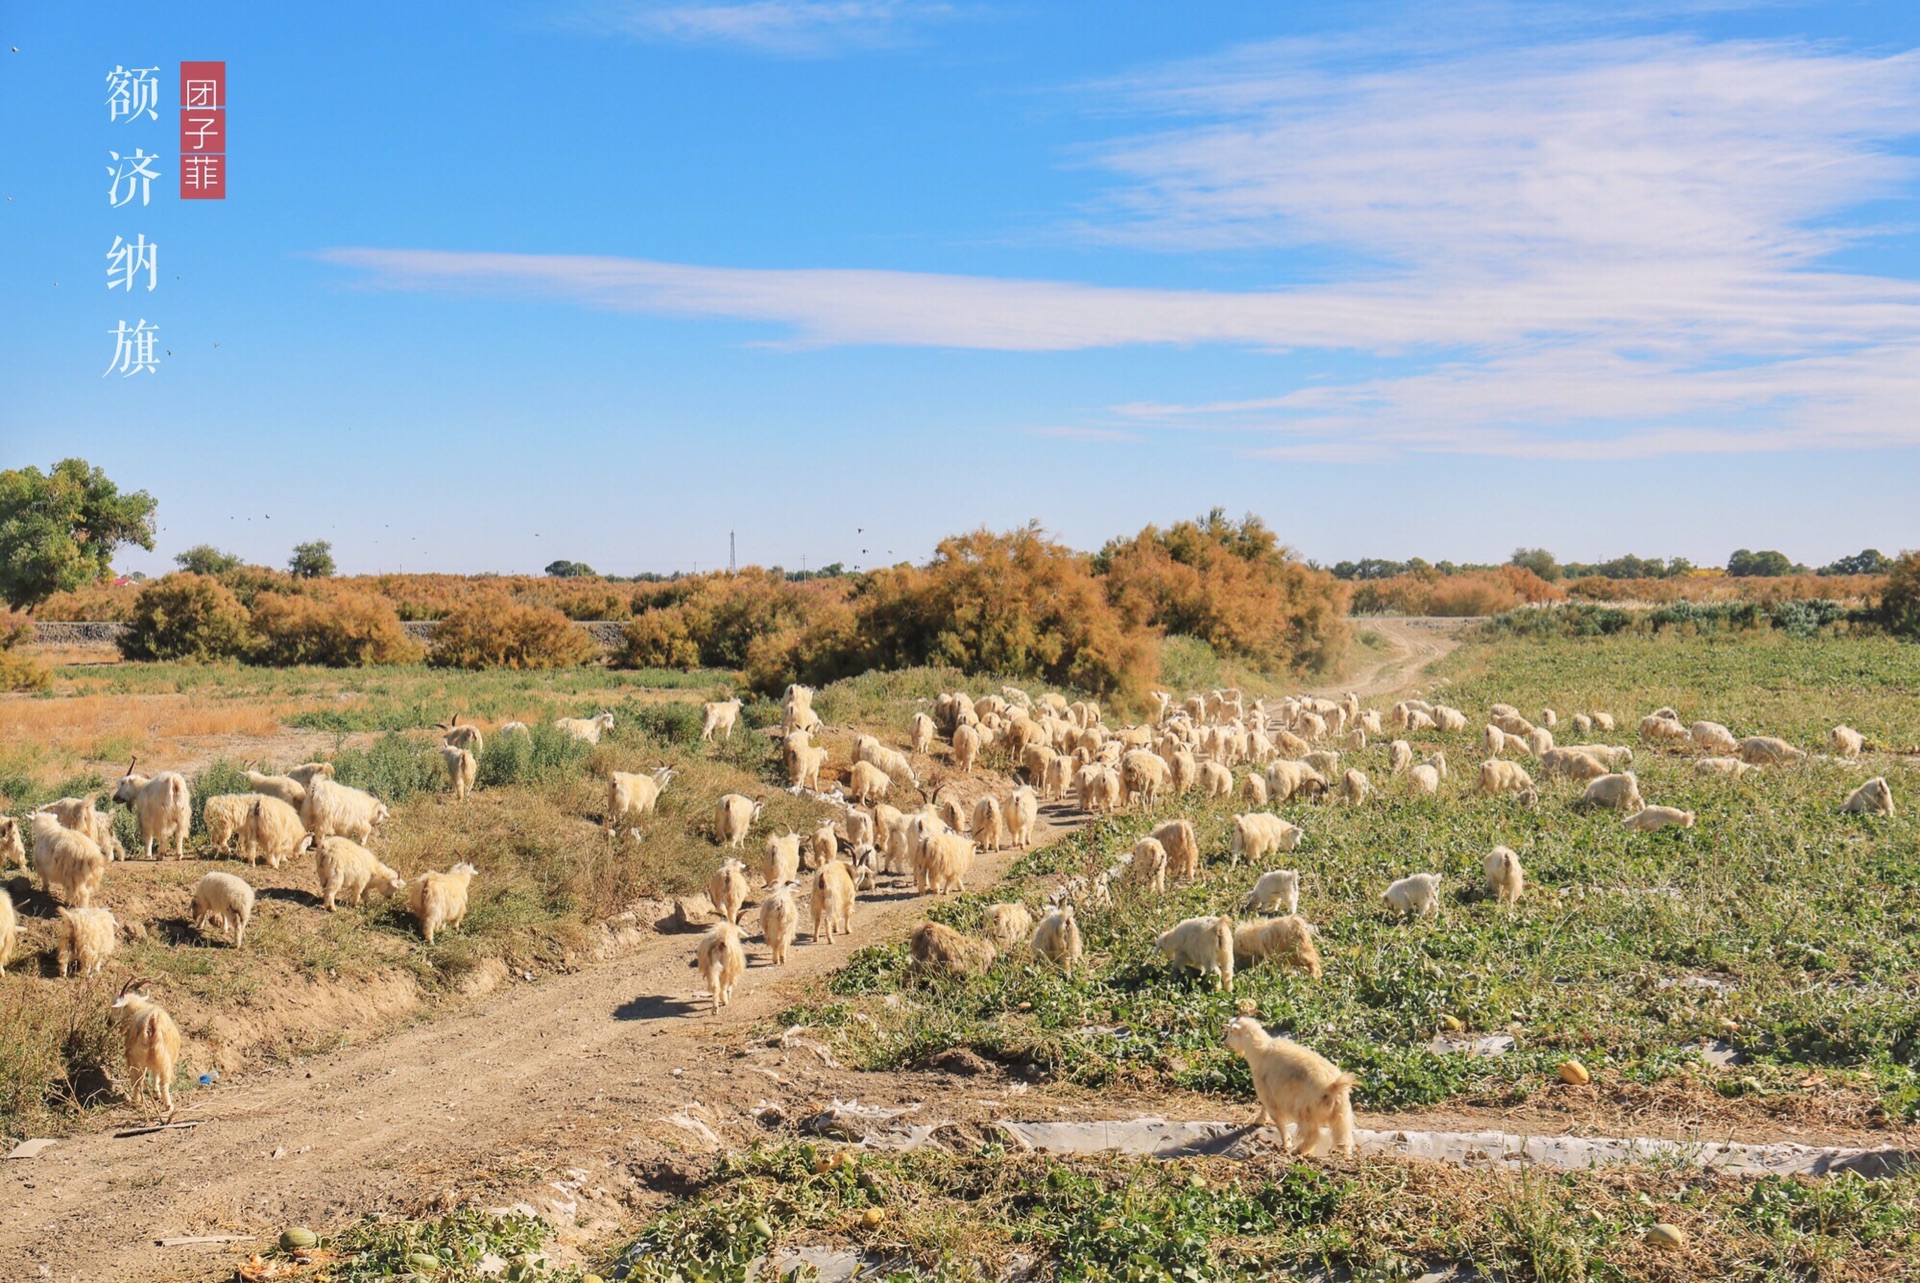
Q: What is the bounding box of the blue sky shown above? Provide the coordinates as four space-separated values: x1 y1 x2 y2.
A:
4 1 1918 578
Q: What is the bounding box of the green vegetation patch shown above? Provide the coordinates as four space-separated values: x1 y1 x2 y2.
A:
609 1142 1920 1282
806 633 1920 1118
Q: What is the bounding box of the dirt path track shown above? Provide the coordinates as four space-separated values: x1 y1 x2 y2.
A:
3 622 1464 1283
1309 616 1469 700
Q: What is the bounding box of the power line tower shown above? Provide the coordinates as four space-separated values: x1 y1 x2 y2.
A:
729 531 737 574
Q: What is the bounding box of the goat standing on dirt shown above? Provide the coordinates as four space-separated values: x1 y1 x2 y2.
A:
696 921 745 1012
31 813 108 907
409 863 478 944
111 977 182 1120
112 758 191 860
1225 1016 1355 1158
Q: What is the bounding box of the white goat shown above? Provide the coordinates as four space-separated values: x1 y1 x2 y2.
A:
1484 845 1524 907
702 698 744 743
190 870 256 947
1383 873 1443 919
316 836 405 911
608 767 675 831
112 759 191 859
301 776 389 845
1225 1017 1356 1157
409 863 479 944
57 905 117 976
111 978 182 1119
1156 915 1235 991
555 711 616 744
714 793 764 849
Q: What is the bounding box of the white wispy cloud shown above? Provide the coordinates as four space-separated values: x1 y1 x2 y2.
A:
562 0 954 55
318 33 1920 458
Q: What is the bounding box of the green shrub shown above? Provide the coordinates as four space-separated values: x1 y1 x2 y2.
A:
1881 551 1920 640
628 701 706 747
616 608 700 669
0 978 118 1135
855 525 1161 706
119 572 253 661
0 607 31 649
475 723 593 789
1098 510 1352 672
1480 599 1861 642
326 733 443 803
1158 634 1224 692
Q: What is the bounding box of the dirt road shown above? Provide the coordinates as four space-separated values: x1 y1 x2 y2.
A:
1308 616 1470 700
2 622 1466 1283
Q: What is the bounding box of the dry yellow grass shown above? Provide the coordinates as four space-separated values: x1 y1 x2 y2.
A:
0 693 292 752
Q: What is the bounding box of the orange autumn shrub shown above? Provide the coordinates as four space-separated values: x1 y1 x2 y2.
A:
1353 566 1563 616
852 525 1160 706
429 594 597 670
1097 511 1351 673
249 591 422 666
119 573 253 661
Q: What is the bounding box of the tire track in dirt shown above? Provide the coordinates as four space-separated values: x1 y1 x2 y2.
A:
1305 616 1470 701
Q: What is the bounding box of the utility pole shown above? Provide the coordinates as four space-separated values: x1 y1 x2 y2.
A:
729 531 737 574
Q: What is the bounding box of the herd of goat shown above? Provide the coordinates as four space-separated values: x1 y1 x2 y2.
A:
689 682 1897 1159
0 677 1898 1149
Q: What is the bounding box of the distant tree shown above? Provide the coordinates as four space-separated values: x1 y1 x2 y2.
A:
1880 551 1920 639
1727 549 1796 577
543 559 595 578
1330 558 1410 581
0 458 157 607
175 544 243 577
1508 547 1561 582
1820 549 1891 576
1666 557 1695 578
289 539 337 579
1575 553 1670 580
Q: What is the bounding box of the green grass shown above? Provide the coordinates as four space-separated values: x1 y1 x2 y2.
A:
263 1206 589 1282
606 1141 1920 1281
799 632 1920 1118
1433 632 1920 750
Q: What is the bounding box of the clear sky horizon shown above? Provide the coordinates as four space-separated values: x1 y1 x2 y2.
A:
4 2 1918 580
